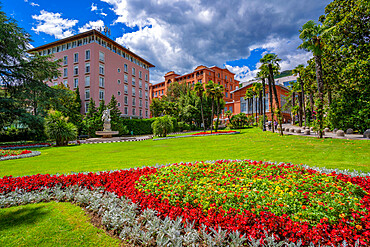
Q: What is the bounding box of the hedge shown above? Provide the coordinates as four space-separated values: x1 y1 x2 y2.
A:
121 117 178 135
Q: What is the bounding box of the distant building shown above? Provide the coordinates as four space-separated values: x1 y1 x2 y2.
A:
150 65 240 103
28 29 155 118
228 76 294 122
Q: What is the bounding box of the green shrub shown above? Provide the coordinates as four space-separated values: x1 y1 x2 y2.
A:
45 110 77 146
151 115 173 137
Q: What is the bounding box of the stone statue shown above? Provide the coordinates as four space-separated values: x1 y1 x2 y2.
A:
102 108 111 131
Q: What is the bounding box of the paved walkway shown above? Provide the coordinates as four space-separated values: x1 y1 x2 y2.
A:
268 124 368 140
75 135 152 144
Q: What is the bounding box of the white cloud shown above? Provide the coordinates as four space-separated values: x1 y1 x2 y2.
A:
101 0 328 83
91 3 98 11
32 10 78 39
30 2 39 7
225 65 258 82
78 20 105 33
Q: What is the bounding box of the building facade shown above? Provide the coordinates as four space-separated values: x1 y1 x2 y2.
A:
229 79 292 122
28 30 154 118
150 65 240 103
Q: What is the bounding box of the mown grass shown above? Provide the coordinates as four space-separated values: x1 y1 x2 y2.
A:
0 202 120 247
1 128 369 177
0 127 369 246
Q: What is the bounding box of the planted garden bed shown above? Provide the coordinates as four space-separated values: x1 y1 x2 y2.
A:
0 160 369 246
0 149 40 161
0 143 51 150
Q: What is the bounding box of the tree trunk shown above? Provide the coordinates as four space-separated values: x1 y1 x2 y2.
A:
200 96 206 131
269 64 283 135
309 92 314 122
251 97 254 125
268 78 274 133
314 54 324 138
210 98 214 134
262 78 266 131
298 92 303 127
299 78 306 127
292 91 295 124
215 99 220 132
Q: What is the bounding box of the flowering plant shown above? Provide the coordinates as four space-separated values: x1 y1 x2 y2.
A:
0 143 51 150
192 130 237 136
0 149 32 157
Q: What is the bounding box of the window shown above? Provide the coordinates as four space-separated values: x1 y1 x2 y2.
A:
139 71 142 78
63 56 68 65
118 68 121 73
118 91 121 96
99 64 104 75
124 85 128 94
62 44 66 51
99 89 105 100
145 74 148 81
124 107 128 115
124 74 128 83
74 53 78 63
85 50 90 60
99 51 105 62
99 77 105 88
74 78 78 88
225 75 227 80
230 85 232 90
145 111 148 118
124 64 128 72
229 106 233 112
139 99 142 107
132 87 136 96
118 79 121 85
139 109 142 117
132 108 136 116
132 67 135 76
139 90 142 98
218 73 220 78
63 68 68 77
132 98 136 106
145 92 148 99
85 102 89 113
63 80 68 87
117 102 121 107
145 101 148 108
85 63 90 73
132 77 136 86
85 89 90 100
145 82 148 90
225 92 228 97
124 96 128 104
198 79 202 83
85 76 90 87
74 65 78 75
139 80 143 88
209 72 211 76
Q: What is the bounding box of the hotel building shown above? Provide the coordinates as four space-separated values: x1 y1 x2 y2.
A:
150 65 240 103
28 29 155 118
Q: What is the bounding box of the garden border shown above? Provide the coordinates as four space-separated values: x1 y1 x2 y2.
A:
153 131 240 141
0 151 41 161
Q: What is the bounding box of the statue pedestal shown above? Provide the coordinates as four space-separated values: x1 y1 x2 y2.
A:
95 131 119 138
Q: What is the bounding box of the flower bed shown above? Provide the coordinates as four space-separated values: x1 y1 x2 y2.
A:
1 160 369 246
0 149 32 157
192 130 237 135
0 143 51 150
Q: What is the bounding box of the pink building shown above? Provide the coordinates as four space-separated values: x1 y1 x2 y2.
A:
28 29 155 118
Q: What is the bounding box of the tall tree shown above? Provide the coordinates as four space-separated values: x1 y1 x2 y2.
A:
205 81 216 134
260 54 283 135
299 20 327 138
214 84 224 132
194 82 206 131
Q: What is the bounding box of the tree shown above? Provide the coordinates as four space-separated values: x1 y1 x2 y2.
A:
83 98 98 137
293 65 306 127
299 20 327 138
256 70 268 131
214 84 224 132
205 81 217 134
150 98 165 117
244 88 254 123
194 82 206 131
225 110 232 124
260 54 283 135
44 110 77 146
108 95 128 135
151 115 173 137
252 82 263 123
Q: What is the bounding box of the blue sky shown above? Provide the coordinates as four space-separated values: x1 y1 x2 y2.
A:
3 0 331 83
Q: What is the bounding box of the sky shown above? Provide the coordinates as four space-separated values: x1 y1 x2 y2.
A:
3 0 331 84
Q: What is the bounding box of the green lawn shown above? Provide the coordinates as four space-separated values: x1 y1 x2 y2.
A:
1 128 369 177
0 128 369 246
0 202 120 247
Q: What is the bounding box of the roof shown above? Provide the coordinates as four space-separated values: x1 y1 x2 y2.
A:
27 29 155 68
230 80 290 94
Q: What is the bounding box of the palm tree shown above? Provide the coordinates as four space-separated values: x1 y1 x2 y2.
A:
214 84 224 132
252 82 263 123
299 20 327 138
205 80 216 134
225 110 232 124
244 89 254 124
260 54 283 135
194 82 206 131
256 70 268 131
293 64 306 127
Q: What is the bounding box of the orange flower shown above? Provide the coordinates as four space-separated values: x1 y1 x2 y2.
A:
356 225 363 230
302 205 307 210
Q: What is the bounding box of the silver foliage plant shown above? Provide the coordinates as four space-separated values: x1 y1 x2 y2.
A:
0 159 367 246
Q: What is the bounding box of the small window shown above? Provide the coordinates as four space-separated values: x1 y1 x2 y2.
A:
124 96 128 104
139 109 142 117
99 89 105 100
85 76 90 87
145 101 148 108
85 89 90 100
124 85 128 94
63 80 68 87
118 79 121 84
117 102 121 107
145 83 148 90
139 70 142 79
139 99 142 107
145 91 148 99
85 102 89 113
132 67 135 76
99 64 104 75
99 77 105 88
85 50 90 60
85 63 90 73
118 91 121 96
225 92 228 97
139 90 142 98
63 56 68 65
132 108 136 115
74 78 78 88
124 107 128 115
74 53 78 63
74 65 78 75
145 110 148 118
124 74 128 83
139 80 142 88
118 68 121 73
124 64 128 72
132 98 136 106
132 77 136 86
145 74 148 81
132 87 136 96
63 68 68 77
99 51 105 62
